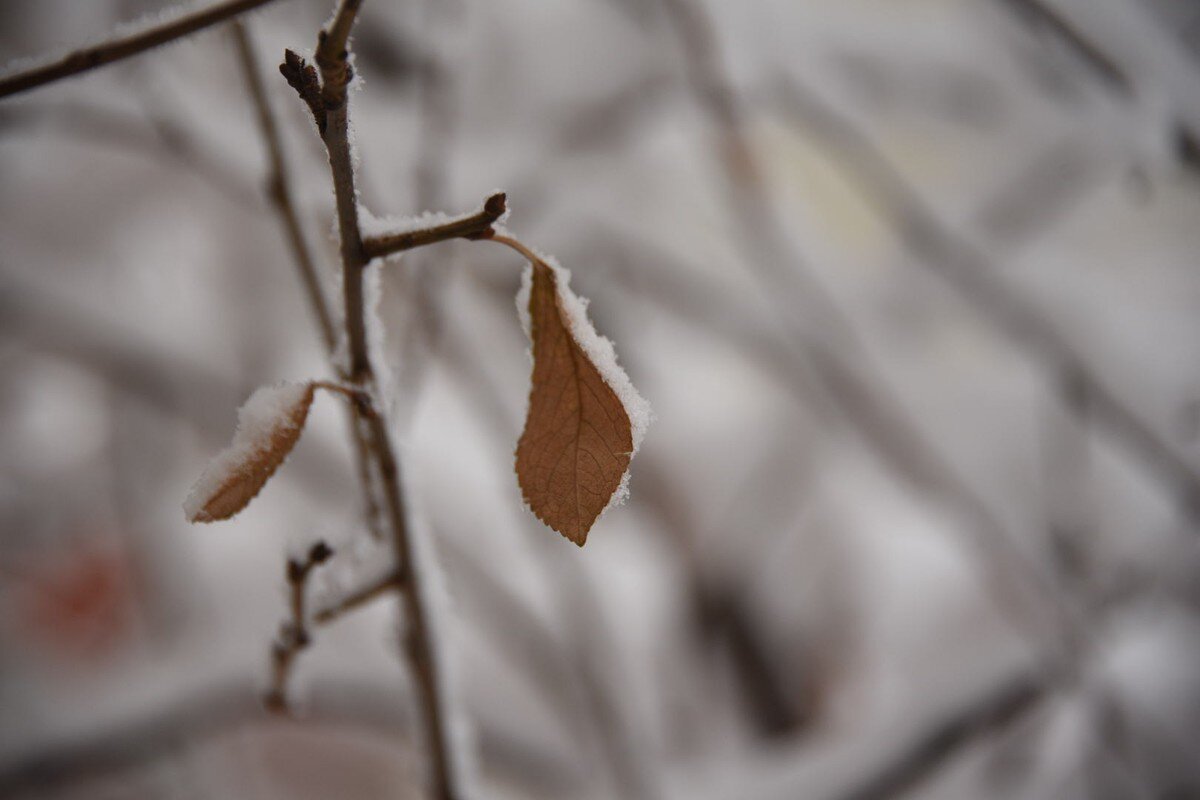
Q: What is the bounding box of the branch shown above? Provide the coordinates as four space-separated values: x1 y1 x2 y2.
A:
362 192 507 260
0 677 577 797
280 5 464 797
648 0 1069 646
766 75 1200 523
0 0 281 99
264 541 333 713
991 0 1131 92
830 672 1047 800
233 22 335 352
235 21 385 538
312 568 401 623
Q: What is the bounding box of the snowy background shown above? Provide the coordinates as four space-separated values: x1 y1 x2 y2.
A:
3 0 1200 798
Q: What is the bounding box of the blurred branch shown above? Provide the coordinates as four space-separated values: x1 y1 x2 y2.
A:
264 540 333 713
991 0 1131 92
312 567 400 623
0 677 575 797
989 0 1200 169
765 75 1200 524
587 227 1061 641
0 0 282 99
830 672 1047 800
432 308 661 800
0 101 256 206
653 0 1069 647
636 444 826 738
233 22 335 352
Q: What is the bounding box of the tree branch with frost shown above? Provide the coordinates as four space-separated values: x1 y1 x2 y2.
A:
187 3 647 797
0 0 282 99
234 20 384 538
275 4 464 796
264 540 333 713
362 192 507 259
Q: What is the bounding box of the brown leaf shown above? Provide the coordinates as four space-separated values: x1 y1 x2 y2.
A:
516 259 635 545
184 381 317 523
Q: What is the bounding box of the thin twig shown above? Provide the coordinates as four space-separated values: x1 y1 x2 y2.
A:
264 540 333 713
234 19 386 540
282 4 461 796
0 0 281 99
362 192 507 260
312 568 401 623
232 21 335 351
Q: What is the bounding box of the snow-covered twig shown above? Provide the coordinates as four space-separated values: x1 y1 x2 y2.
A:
362 193 507 260
264 540 333 713
279 4 465 796
0 0 281 99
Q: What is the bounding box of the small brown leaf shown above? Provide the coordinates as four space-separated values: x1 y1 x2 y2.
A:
516 258 637 545
184 381 317 523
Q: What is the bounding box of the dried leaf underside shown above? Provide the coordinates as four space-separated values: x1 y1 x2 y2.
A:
517 260 635 545
184 382 316 523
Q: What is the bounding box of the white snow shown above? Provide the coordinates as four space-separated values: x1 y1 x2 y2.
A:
182 381 313 522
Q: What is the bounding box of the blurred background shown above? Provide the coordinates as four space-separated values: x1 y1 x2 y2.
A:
3 0 1200 798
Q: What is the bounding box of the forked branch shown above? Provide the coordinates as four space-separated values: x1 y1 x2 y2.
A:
279 4 462 797
264 540 333 713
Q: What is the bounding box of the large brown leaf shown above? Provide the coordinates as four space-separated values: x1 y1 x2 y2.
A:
516 259 634 545
184 381 317 523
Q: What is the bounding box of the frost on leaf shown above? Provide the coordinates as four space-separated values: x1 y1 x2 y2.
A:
515 255 649 546
184 381 317 523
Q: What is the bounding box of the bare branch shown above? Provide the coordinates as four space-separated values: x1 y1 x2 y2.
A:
362 192 507 260
280 5 464 796
0 677 577 797
991 0 1131 93
312 568 400 623
234 21 385 538
0 0 281 99
264 540 333 713
830 672 1047 800
234 22 336 352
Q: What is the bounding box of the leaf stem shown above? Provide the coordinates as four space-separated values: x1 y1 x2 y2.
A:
491 232 541 265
